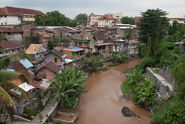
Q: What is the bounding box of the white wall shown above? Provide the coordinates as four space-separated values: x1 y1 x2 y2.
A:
98 20 114 27
0 16 22 25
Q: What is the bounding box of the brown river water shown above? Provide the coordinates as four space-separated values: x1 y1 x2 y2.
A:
76 59 151 124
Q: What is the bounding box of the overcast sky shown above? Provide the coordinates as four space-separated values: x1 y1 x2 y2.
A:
0 0 184 19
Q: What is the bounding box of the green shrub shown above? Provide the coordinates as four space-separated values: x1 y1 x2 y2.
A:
82 56 103 73
139 43 148 57
152 99 185 124
63 95 77 108
24 108 38 117
136 57 156 73
121 70 144 98
135 77 157 107
109 51 128 63
159 50 179 69
172 54 185 100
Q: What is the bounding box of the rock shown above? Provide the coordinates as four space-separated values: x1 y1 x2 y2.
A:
121 107 140 119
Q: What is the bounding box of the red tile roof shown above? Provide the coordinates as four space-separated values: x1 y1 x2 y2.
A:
0 40 24 49
134 17 142 24
98 14 115 20
0 6 45 16
89 13 95 17
38 31 52 39
0 27 23 33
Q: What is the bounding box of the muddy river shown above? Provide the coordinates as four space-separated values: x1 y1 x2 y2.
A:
76 59 151 124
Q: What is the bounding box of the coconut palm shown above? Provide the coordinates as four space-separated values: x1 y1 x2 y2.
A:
0 71 29 120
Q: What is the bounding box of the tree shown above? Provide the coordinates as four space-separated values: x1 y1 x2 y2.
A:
34 11 77 27
75 13 88 26
121 16 135 25
48 40 54 50
34 13 45 26
123 28 134 41
82 56 103 73
49 68 86 108
110 51 128 63
138 9 169 56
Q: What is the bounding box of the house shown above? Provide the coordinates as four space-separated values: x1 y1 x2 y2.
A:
98 14 116 27
45 49 64 67
62 47 85 59
26 44 47 59
167 15 185 24
88 12 122 27
106 12 123 21
37 31 53 48
0 27 23 43
61 26 80 39
113 39 126 52
88 13 103 26
0 6 45 25
71 28 95 52
127 40 139 55
10 60 37 93
0 40 24 57
134 16 142 24
95 43 113 53
36 62 60 79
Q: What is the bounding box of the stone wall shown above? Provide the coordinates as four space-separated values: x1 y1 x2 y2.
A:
146 67 176 100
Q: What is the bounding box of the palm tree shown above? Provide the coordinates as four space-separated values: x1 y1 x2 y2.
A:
0 71 29 120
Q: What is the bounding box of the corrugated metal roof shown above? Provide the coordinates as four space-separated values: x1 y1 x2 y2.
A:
19 58 33 69
18 82 35 92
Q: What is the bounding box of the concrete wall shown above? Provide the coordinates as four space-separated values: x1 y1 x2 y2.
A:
146 67 176 100
6 33 23 44
0 16 22 25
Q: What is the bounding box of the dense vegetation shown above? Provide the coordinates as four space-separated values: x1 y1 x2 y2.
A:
82 56 104 73
49 68 86 108
34 11 77 27
122 8 185 124
75 13 88 26
109 51 128 63
121 16 135 25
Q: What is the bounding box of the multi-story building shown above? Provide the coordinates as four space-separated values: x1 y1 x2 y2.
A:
88 12 122 27
167 15 185 24
98 14 116 27
0 6 45 25
88 13 103 26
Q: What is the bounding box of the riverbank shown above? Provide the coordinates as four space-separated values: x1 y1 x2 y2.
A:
76 59 150 124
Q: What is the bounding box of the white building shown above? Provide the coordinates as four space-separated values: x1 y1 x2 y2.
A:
98 14 116 27
167 14 185 24
88 12 122 27
0 6 45 26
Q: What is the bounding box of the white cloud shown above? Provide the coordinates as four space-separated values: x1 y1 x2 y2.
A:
0 0 184 18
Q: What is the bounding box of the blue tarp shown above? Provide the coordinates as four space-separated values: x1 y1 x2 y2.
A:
19 58 33 69
68 46 81 50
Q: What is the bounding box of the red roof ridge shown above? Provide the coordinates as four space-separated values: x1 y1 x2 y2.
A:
0 6 45 16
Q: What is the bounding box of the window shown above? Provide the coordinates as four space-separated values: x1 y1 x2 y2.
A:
54 58 57 63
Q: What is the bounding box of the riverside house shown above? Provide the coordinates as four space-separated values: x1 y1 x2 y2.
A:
62 46 85 59
0 40 24 58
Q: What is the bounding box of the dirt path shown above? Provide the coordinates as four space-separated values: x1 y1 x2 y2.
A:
76 59 151 124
